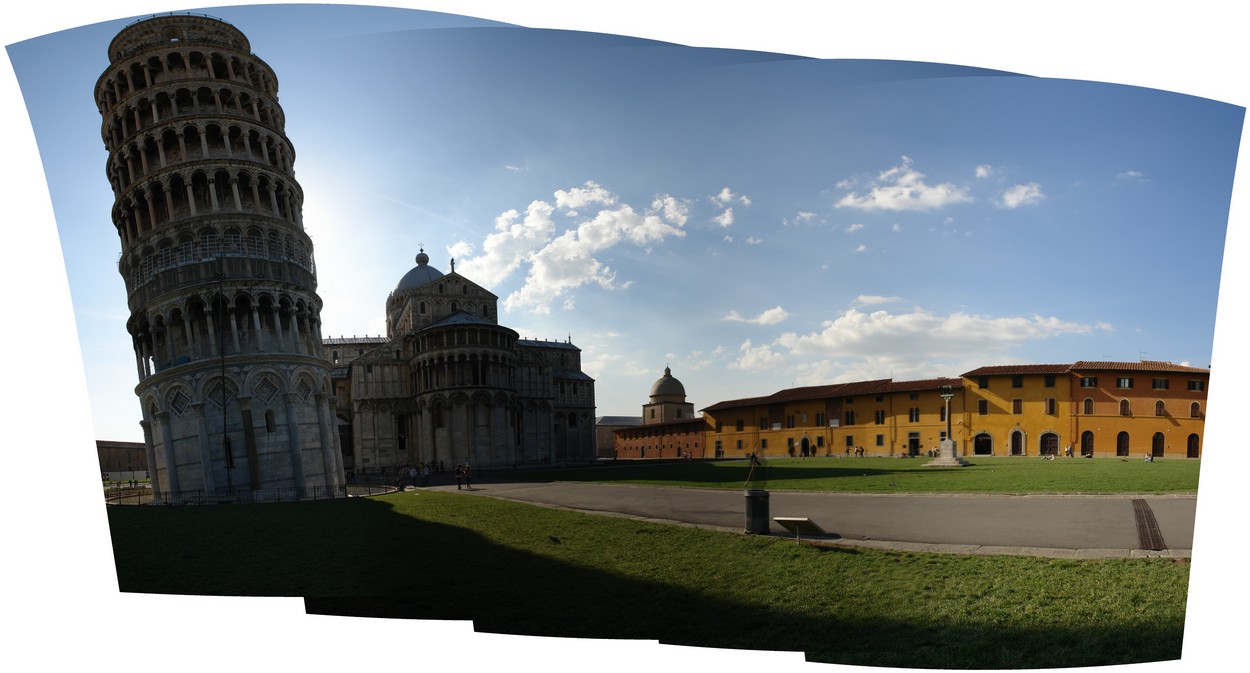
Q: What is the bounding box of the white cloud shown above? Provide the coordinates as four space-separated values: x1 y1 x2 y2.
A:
729 339 787 370
783 211 818 227
713 208 735 227
836 156 972 211
555 180 617 210
504 164 525 172
502 201 685 313
723 306 791 325
1000 182 1044 209
855 244 867 253
713 187 751 207
768 303 1102 387
854 295 899 305
454 200 556 287
775 308 1097 359
503 230 616 314
1117 170 1150 182
744 236 764 245
446 240 474 259
651 194 690 226
891 223 901 232
975 164 994 179
845 223 864 233
455 182 687 313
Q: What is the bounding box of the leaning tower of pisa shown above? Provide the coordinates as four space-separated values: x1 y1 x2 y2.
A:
95 14 344 501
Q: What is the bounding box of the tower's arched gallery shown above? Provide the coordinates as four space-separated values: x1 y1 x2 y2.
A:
97 15 343 499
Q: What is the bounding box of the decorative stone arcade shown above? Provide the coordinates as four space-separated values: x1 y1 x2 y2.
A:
97 14 344 501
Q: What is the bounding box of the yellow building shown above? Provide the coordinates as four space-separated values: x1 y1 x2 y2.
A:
962 364 1073 456
1067 361 1207 459
961 361 1207 458
698 360 1206 462
702 378 964 459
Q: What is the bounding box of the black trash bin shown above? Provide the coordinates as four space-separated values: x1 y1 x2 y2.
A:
744 489 770 534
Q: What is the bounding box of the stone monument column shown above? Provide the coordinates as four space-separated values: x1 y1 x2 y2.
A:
925 385 968 467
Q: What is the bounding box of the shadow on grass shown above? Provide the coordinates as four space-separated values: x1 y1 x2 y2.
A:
108 496 1181 670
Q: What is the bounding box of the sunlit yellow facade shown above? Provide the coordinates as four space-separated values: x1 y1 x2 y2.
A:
703 378 965 459
694 361 1207 461
1066 362 1207 459
961 365 1074 456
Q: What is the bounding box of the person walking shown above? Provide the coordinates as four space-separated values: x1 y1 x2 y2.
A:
464 463 473 490
421 463 430 486
454 464 464 489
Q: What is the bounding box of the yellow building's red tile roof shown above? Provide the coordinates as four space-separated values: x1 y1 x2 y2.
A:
703 377 963 411
702 361 1205 413
878 377 964 393
1071 360 1209 373
961 364 1071 377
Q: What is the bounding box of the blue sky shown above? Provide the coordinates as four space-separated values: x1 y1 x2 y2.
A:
7 3 1242 445
4 2 1248 671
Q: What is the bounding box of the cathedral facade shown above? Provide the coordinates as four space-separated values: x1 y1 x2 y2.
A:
328 252 596 473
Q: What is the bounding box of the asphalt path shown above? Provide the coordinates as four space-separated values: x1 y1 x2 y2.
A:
430 479 1195 558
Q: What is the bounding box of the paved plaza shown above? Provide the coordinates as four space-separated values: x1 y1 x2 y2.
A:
428 479 1195 558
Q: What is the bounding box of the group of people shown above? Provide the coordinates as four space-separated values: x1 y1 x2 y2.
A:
405 463 434 487
397 461 479 489
1042 444 1078 461
454 463 473 490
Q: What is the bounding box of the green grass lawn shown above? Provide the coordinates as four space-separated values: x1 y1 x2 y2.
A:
108 491 1188 669
501 456 1200 494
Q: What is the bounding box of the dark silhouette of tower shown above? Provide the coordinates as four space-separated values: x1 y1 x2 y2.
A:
95 14 343 501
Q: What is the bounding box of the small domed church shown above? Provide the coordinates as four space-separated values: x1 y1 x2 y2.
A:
324 250 596 474
612 366 705 459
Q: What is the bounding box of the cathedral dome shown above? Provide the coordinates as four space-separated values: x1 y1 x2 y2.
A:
649 367 687 399
395 249 444 292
